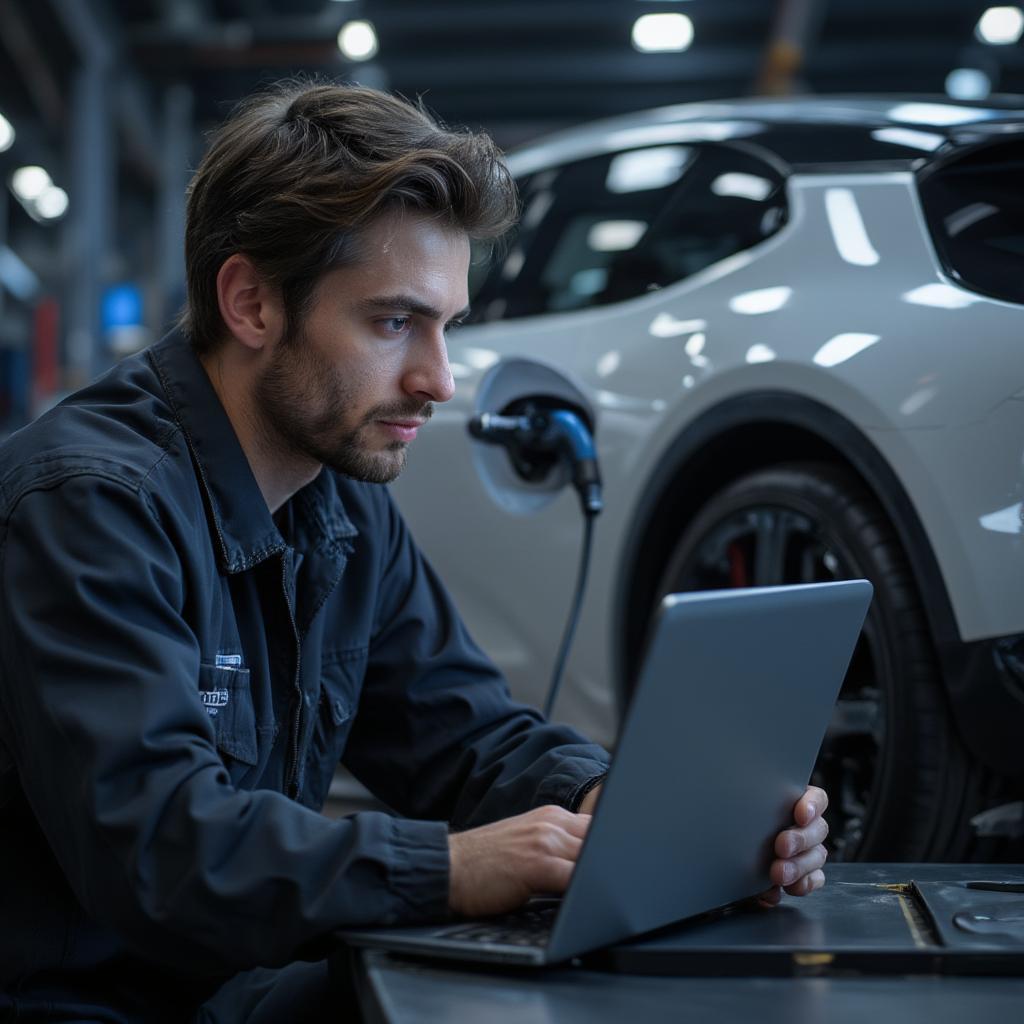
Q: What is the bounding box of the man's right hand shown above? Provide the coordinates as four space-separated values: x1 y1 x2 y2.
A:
448 805 592 918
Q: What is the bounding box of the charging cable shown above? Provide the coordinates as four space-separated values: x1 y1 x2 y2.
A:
467 403 601 717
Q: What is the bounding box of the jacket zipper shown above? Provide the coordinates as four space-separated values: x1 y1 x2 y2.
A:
281 551 303 798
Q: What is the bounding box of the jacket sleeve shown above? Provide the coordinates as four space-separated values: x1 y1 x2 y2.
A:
0 474 450 975
342 491 610 827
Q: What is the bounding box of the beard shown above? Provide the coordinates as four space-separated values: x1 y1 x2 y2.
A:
253 326 432 485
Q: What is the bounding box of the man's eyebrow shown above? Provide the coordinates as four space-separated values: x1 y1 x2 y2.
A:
359 294 471 322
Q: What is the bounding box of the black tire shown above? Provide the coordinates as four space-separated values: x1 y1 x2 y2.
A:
650 461 985 861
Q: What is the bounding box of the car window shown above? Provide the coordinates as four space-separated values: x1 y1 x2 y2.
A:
472 143 787 322
918 140 1024 306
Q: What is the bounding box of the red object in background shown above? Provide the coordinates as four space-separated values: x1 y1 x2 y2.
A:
33 296 60 413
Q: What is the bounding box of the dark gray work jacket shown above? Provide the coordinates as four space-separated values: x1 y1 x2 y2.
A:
0 331 608 1018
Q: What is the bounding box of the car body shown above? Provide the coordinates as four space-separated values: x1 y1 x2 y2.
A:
391 96 1024 860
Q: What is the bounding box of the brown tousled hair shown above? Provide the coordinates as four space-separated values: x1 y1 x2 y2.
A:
180 80 518 353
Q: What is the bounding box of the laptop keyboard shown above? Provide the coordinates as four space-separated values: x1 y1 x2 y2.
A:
440 902 559 948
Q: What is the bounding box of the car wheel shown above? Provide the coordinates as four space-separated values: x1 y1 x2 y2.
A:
650 461 983 861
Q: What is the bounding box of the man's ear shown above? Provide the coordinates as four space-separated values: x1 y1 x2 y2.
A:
215 254 283 353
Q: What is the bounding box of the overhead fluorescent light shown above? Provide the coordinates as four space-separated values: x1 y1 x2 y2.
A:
11 165 51 202
945 67 992 100
0 111 13 153
34 185 68 220
976 6 1024 44
338 20 378 61
631 13 694 53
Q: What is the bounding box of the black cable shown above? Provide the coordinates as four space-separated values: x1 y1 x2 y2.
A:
544 510 597 719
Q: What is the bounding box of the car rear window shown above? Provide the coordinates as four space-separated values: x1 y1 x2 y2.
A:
918 140 1024 305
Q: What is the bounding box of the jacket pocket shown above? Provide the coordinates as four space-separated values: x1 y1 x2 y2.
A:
198 663 258 767
302 648 366 809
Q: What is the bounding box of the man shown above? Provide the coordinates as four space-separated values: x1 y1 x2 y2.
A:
0 82 828 1021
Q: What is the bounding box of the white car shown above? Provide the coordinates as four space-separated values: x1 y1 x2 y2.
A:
391 97 1024 861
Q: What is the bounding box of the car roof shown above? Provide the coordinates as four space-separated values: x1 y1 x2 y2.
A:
506 95 1024 177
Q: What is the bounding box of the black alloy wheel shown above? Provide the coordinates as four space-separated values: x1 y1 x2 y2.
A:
650 462 982 861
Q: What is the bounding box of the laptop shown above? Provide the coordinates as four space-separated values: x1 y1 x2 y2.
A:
340 579 873 965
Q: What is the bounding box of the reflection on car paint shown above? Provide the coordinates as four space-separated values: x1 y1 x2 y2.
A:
728 285 792 315
902 283 981 309
813 333 881 368
979 503 1024 535
825 188 880 266
648 313 707 338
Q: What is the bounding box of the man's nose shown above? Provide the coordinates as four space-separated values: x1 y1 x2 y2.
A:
402 328 455 404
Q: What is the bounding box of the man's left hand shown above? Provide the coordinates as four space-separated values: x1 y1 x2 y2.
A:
759 785 829 906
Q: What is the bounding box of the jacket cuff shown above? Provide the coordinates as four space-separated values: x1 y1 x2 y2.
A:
567 772 608 812
383 816 451 924
533 752 610 811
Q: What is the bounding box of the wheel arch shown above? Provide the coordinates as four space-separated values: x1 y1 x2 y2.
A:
614 392 961 709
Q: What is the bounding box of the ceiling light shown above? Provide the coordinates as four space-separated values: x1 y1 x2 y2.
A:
945 68 993 100
976 6 1024 44
34 185 68 220
0 112 14 153
338 20 378 61
631 13 694 53
11 165 51 202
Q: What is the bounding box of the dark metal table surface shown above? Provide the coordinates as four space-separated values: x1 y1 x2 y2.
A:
348 863 1024 1024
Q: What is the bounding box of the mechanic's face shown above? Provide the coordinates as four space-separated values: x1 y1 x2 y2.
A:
254 211 469 484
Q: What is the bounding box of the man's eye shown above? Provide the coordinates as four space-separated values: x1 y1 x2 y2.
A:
382 317 411 334
445 319 465 334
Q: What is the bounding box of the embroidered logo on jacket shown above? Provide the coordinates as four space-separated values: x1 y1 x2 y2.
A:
201 689 230 715
201 653 243 716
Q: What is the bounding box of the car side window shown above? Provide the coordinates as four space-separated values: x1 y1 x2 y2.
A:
918 140 1024 306
472 144 787 322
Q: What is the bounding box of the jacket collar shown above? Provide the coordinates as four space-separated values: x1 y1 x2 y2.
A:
147 330 357 574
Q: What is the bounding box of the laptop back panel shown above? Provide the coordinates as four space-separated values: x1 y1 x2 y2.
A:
545 580 872 961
